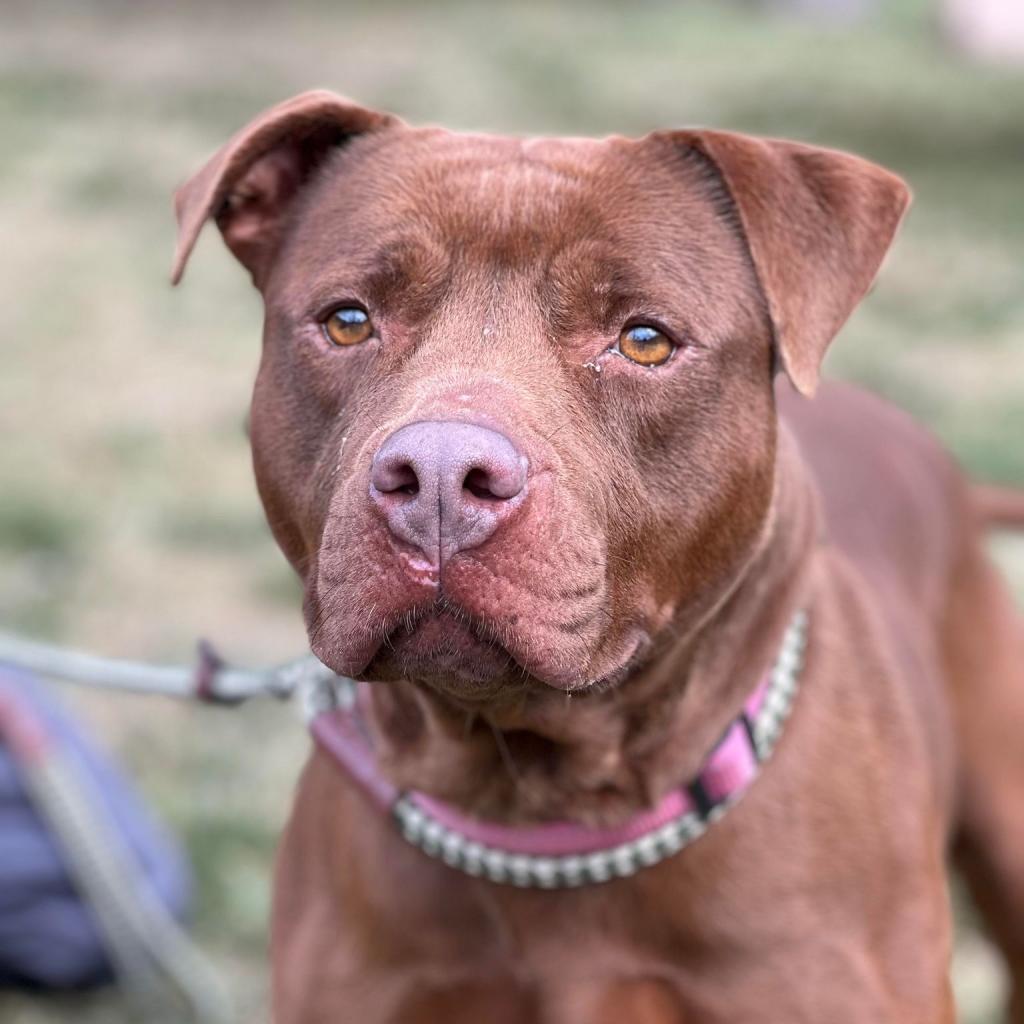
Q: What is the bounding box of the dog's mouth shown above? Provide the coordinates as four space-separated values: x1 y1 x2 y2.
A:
356 597 653 702
363 601 528 699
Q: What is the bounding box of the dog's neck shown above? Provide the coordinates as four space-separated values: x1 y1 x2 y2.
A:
362 427 820 827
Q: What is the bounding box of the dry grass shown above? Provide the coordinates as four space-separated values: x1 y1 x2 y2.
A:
1 1 1021 1020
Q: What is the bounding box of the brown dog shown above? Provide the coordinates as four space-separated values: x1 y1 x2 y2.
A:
173 91 1024 1023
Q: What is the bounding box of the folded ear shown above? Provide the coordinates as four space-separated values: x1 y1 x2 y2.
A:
656 130 910 395
172 90 399 287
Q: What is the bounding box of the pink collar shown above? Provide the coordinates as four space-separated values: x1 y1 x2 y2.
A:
308 610 807 888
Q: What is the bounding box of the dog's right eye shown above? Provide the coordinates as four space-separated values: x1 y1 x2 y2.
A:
322 307 374 347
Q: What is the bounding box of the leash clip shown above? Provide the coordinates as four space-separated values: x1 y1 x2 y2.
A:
192 639 242 706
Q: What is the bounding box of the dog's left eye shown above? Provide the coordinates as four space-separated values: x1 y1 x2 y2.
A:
322 307 374 347
617 325 675 367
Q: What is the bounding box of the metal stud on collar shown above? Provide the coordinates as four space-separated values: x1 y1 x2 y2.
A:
388 609 809 889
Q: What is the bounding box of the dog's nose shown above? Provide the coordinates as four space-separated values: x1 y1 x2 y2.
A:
370 421 528 564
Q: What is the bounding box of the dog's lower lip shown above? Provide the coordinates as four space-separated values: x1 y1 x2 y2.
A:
311 603 649 693
362 607 517 690
350 612 647 695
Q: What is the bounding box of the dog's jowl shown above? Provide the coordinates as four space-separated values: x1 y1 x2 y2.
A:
174 91 1024 1023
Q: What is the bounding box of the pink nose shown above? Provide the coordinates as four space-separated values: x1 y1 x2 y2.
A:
370 421 528 565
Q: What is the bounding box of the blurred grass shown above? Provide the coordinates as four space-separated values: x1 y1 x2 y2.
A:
0 1 1021 1021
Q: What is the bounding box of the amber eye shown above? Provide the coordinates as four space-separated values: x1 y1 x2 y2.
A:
617 324 675 367
323 307 373 347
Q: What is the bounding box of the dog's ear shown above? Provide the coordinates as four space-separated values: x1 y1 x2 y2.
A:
656 130 910 395
172 90 399 287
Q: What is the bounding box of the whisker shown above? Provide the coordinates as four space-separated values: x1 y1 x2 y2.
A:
489 721 519 781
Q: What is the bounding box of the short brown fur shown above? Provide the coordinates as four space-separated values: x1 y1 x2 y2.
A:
174 92 1024 1023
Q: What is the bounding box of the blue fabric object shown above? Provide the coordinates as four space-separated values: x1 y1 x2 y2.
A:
0 667 192 990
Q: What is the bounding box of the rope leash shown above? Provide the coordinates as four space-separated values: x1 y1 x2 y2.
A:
9 718 233 1024
0 630 341 706
0 631 340 1023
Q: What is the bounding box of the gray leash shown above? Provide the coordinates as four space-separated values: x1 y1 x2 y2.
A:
0 630 340 704
0 630 341 1022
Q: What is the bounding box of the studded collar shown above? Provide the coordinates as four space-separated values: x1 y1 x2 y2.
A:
306 609 807 889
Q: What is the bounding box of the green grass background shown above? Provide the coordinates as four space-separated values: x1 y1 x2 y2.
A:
1 0 1022 1020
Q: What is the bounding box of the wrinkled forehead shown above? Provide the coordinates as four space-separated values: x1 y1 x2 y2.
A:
276 127 754 328
300 130 625 240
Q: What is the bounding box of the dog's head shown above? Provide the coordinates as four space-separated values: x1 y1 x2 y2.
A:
173 91 908 701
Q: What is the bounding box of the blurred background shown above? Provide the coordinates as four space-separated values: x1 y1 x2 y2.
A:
1 0 1022 1020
